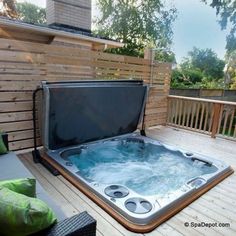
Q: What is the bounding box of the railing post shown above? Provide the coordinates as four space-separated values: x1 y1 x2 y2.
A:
211 103 222 138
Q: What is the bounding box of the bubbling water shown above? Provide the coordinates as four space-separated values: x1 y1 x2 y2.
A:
69 139 217 196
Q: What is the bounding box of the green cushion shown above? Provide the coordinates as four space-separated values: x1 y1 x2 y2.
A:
0 187 57 236
0 178 36 198
0 135 7 155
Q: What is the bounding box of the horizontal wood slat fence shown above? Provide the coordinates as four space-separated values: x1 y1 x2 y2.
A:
167 95 236 141
0 38 171 151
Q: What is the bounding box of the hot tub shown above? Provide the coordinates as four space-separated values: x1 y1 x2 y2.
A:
39 80 233 232
47 133 231 226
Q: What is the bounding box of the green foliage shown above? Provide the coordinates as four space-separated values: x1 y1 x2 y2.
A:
231 78 236 89
185 47 225 80
225 50 236 89
197 77 225 89
16 2 46 24
171 68 204 88
202 0 236 52
95 0 177 57
202 0 236 87
171 47 225 89
171 69 189 88
154 50 176 63
0 0 18 18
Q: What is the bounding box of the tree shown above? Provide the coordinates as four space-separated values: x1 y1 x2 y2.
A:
16 2 46 24
225 51 236 89
171 47 225 89
95 0 177 57
202 0 236 52
154 49 176 63
0 0 18 18
185 47 225 80
171 67 204 88
202 1 236 89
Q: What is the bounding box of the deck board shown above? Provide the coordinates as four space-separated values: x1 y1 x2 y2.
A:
18 126 236 236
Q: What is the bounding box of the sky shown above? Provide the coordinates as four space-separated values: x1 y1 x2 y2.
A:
20 0 229 63
171 0 229 62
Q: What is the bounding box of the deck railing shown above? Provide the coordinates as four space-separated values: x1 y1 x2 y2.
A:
167 95 236 140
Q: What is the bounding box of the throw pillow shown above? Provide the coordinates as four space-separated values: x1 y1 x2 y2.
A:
0 178 36 198
0 187 57 236
0 135 7 155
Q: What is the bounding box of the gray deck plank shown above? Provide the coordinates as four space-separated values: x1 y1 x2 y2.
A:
18 126 236 236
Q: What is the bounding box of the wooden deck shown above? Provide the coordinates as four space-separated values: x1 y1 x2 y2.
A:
18 126 236 236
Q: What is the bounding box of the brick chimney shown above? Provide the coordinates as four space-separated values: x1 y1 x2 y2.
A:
46 0 91 32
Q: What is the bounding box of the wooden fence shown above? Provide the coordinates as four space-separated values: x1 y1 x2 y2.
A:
0 38 171 151
167 95 236 140
170 88 236 102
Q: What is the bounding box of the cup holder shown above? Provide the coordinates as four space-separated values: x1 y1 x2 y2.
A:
187 177 206 189
125 198 152 214
65 161 73 166
185 152 194 157
61 148 82 159
105 185 129 198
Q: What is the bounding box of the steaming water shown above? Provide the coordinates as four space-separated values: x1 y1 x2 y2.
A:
68 139 217 196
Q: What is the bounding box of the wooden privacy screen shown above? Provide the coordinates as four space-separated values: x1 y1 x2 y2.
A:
0 38 171 151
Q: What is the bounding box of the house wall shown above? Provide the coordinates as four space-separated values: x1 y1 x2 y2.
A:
0 37 171 151
46 0 92 31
